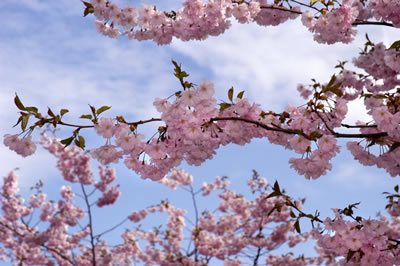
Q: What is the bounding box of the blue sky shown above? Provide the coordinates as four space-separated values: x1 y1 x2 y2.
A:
0 0 399 263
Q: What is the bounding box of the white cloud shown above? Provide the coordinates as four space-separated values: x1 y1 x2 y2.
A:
0 0 178 182
171 19 398 112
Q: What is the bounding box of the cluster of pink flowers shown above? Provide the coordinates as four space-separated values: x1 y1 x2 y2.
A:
312 213 400 264
301 0 360 44
0 154 316 265
3 134 36 157
369 0 400 27
17 41 395 181
87 0 400 45
5 41 400 183
1 134 400 264
0 171 89 264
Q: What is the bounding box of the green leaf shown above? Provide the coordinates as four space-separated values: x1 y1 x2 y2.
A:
96 105 111 115
265 191 282 199
83 7 94 17
327 74 336 88
290 210 296 218
388 40 400 50
293 129 304 136
228 87 234 102
328 82 343 97
60 109 69 116
219 103 232 111
273 180 280 193
14 94 25 111
89 105 96 115
373 94 387 99
346 250 356 262
60 137 74 147
237 90 245 99
294 220 301 233
13 116 23 128
395 185 399 193
25 106 38 113
80 114 93 120
48 108 55 118
310 0 323 5
21 114 29 131
74 136 85 149
309 131 322 140
81 0 93 8
389 142 400 152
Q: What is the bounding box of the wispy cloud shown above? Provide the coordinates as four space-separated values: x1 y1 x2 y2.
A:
0 0 179 181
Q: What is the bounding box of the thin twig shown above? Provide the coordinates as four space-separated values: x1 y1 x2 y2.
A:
95 218 129 238
80 184 97 266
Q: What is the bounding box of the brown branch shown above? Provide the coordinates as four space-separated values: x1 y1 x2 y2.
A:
81 184 96 266
0 221 76 265
210 116 388 139
257 4 394 28
352 20 394 27
341 123 378 128
260 5 302 15
59 121 94 128
58 117 162 129
127 117 162 126
210 116 311 138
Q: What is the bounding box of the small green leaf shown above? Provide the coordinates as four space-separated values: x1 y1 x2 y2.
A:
171 59 179 69
237 90 245 99
294 220 301 233
328 82 343 97
395 185 399 193
266 191 282 199
60 137 74 147
81 0 93 8
89 105 96 115
25 106 38 113
228 87 234 102
290 210 296 218
178 71 189 79
60 109 69 116
327 74 336 88
48 108 55 118
83 7 94 17
309 131 322 140
373 94 387 99
388 40 400 50
346 250 356 262
80 114 93 120
116 116 126 123
310 0 323 5
389 142 400 152
74 136 85 149
273 180 280 193
13 116 23 128
14 94 25 111
219 103 232 111
96 105 111 115
21 114 29 131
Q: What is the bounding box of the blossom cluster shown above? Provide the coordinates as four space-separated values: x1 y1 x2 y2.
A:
312 214 400 264
0 144 317 265
6 40 400 181
3 134 36 157
87 0 400 45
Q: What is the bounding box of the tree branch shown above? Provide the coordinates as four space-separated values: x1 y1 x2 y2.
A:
81 184 97 266
210 116 388 139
